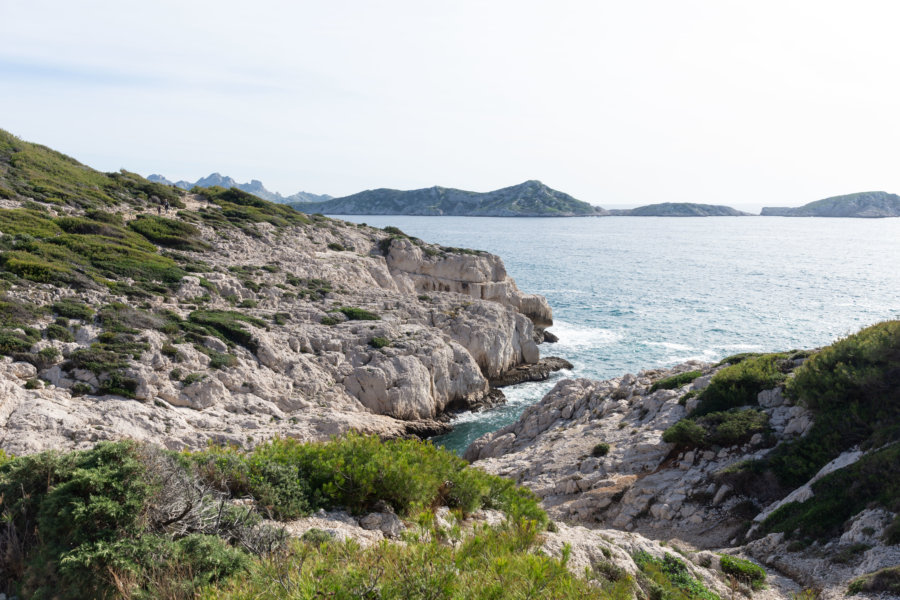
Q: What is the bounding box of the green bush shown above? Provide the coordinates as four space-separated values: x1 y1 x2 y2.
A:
45 322 73 341
194 434 546 524
338 306 380 321
663 419 707 447
128 214 210 251
848 566 900 596
326 242 345 251
650 370 701 392
320 315 340 326
767 320 900 487
188 310 266 352
692 353 788 416
719 554 766 590
592 443 610 457
763 443 900 541
633 551 719 600
51 298 94 321
369 336 391 349
664 410 768 449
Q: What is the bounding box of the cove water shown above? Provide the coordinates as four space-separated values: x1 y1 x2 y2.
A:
331 215 900 453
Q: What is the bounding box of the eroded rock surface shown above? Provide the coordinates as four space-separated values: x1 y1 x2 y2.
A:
0 205 552 454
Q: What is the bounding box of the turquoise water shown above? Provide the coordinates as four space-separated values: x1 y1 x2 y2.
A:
331 215 900 453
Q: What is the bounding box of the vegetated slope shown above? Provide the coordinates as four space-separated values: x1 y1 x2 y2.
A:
0 128 554 456
466 321 900 597
148 172 332 204
761 191 900 217
609 203 751 217
289 179 608 217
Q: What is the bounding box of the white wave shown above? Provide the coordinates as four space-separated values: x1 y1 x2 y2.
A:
550 320 622 349
647 341 694 351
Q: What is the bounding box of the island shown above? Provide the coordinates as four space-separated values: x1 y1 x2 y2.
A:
608 202 751 216
762 191 900 217
289 179 608 217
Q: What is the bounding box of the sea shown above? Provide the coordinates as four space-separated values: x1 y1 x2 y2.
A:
330 215 900 454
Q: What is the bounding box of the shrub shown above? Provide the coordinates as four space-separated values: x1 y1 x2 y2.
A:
128 215 210 251
70 382 93 396
326 242 345 251
720 554 766 590
320 315 340 326
762 443 900 542
663 419 707 447
338 306 380 321
187 310 265 352
51 298 94 321
183 372 205 386
767 320 900 487
848 565 900 596
45 323 73 341
591 443 610 457
650 370 701 392
368 336 391 349
692 353 788 416
193 434 546 524
633 551 719 600
24 378 42 389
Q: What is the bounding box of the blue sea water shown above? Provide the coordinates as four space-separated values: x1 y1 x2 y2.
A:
331 215 900 453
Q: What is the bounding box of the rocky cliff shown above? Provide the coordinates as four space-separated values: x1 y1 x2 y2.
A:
762 191 900 217
465 328 900 598
0 129 557 455
289 180 608 217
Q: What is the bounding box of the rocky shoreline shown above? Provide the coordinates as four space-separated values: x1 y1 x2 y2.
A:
463 358 900 599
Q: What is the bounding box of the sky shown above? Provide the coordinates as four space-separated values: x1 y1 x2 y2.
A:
3 1 900 212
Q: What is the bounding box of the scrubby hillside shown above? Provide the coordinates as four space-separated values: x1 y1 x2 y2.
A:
0 128 556 455
467 321 900 598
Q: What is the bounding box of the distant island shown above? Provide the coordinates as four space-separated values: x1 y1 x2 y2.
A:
289 180 607 217
762 191 900 217
147 172 332 204
608 202 751 217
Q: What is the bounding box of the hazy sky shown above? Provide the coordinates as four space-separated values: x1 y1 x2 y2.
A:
3 1 900 210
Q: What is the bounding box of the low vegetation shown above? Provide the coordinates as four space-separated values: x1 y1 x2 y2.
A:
633 552 719 600
128 215 210 252
0 435 558 600
649 370 701 393
719 555 766 590
691 353 789 416
847 566 900 596
663 409 769 449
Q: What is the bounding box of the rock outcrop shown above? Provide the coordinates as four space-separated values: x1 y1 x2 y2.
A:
0 193 553 455
465 361 898 598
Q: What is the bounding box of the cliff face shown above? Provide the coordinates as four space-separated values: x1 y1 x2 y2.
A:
289 180 608 217
762 191 900 217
